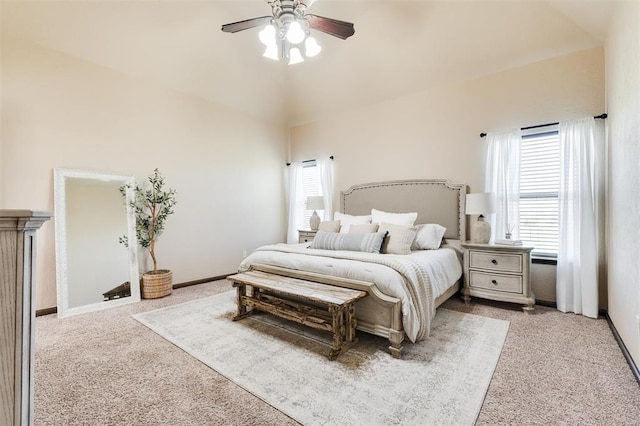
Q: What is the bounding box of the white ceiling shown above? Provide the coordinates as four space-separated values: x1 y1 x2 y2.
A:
1 0 615 127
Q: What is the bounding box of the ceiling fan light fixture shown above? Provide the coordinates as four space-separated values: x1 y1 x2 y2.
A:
304 36 321 57
221 0 355 64
263 44 279 60
258 24 277 46
286 20 306 44
288 47 304 65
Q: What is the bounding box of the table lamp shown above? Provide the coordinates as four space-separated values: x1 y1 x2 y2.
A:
465 193 496 244
306 196 324 231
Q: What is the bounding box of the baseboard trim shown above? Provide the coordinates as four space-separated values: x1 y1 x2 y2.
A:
534 300 556 309
605 312 640 386
35 273 235 317
172 273 234 289
35 307 57 317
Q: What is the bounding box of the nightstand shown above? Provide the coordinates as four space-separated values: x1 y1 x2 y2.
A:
461 242 535 313
298 229 317 243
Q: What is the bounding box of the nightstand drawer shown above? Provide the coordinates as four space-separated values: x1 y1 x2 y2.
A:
298 230 317 243
469 271 523 294
469 251 522 273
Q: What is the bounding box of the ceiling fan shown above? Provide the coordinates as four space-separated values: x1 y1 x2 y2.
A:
221 0 355 65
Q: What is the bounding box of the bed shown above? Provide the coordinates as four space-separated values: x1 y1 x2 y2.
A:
239 179 467 358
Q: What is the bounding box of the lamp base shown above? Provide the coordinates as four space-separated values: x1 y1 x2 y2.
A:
309 210 320 231
471 216 491 244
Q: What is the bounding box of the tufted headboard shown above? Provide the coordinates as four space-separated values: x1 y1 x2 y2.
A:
340 179 467 241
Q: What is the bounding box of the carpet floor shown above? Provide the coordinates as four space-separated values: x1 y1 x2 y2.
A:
34 280 640 425
133 291 509 425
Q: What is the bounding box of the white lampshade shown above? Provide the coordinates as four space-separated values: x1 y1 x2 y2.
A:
305 36 322 57
465 193 496 216
288 47 304 65
306 196 324 211
262 44 279 60
258 25 276 46
286 21 306 44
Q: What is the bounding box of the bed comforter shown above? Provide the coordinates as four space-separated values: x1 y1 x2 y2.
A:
238 244 462 342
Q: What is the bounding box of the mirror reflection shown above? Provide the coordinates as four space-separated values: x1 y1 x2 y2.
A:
54 169 140 317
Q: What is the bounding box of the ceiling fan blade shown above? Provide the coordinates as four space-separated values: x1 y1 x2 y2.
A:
306 15 355 40
221 16 272 33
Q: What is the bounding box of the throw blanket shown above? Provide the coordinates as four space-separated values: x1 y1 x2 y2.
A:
239 244 447 342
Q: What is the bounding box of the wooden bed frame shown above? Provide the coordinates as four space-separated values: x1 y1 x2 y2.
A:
250 179 467 358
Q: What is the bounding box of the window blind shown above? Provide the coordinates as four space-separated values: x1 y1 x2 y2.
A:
302 161 323 228
520 128 559 257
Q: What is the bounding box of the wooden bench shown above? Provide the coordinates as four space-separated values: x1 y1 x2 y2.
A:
227 270 368 360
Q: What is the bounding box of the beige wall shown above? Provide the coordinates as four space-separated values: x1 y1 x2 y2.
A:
1 36 287 310
291 48 605 303
606 1 640 366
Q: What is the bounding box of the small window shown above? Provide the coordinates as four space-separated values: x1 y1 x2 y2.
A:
302 160 323 228
519 126 559 258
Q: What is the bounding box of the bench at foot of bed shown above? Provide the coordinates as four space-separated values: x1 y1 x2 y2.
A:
228 270 368 360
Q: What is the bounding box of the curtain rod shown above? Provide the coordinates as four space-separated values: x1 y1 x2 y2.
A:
287 155 333 166
479 114 608 138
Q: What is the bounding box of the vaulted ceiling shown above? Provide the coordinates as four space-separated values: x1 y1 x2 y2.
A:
1 0 615 126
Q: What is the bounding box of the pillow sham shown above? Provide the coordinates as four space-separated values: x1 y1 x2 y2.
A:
310 230 387 253
318 220 341 233
379 223 418 255
349 223 379 234
412 224 447 250
371 208 418 226
334 211 372 233
411 223 447 250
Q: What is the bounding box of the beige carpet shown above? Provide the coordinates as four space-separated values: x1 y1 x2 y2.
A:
34 280 640 425
133 291 509 426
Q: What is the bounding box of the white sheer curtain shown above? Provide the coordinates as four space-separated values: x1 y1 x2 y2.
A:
286 163 305 244
556 117 603 318
484 129 522 241
317 157 335 220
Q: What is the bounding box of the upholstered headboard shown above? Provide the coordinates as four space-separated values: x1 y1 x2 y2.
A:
341 179 467 241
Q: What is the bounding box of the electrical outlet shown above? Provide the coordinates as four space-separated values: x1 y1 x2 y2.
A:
242 250 247 258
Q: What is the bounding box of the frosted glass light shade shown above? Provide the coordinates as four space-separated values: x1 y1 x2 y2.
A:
305 36 322 57
288 47 304 65
263 44 279 60
259 25 276 46
286 21 305 44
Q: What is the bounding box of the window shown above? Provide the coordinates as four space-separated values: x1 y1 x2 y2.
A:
519 126 559 258
302 160 323 227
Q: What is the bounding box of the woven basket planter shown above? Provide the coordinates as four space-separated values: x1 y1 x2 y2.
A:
141 269 173 299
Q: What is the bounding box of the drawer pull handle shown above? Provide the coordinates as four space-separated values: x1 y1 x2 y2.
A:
491 259 498 265
491 280 498 285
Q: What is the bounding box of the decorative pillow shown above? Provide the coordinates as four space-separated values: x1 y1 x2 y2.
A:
371 208 418 226
318 220 341 233
412 224 447 250
379 223 418 255
310 230 387 253
349 223 379 234
334 211 372 233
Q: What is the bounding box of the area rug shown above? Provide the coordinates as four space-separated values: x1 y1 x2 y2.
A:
133 291 509 426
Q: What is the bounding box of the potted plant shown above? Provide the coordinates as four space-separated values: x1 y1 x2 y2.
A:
120 168 177 299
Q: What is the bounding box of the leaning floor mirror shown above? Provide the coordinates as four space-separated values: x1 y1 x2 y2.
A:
54 168 140 317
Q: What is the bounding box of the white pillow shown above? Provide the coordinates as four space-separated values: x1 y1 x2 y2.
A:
318 220 341 233
378 223 418 255
412 224 447 250
334 212 372 233
371 208 418 226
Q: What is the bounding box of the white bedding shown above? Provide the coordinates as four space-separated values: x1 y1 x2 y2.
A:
238 243 462 342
